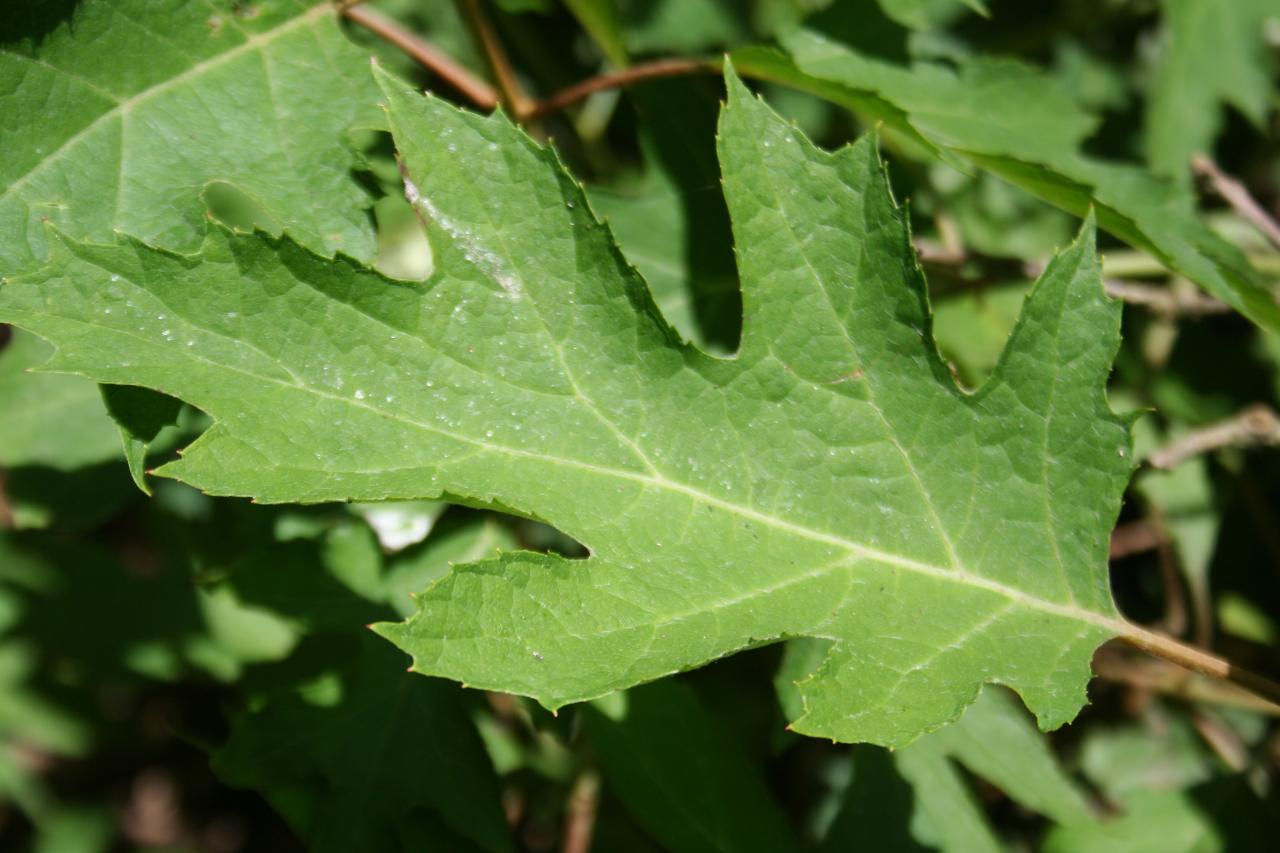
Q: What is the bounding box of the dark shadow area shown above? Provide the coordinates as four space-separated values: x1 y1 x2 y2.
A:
805 0 910 62
0 0 81 44
4 461 139 533
217 633 511 853
819 746 934 852
630 75 743 352
1187 774 1280 852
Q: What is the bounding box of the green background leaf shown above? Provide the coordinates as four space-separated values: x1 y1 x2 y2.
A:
0 0 382 274
725 2 1280 332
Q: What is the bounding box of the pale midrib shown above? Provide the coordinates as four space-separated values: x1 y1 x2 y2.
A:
165 330 1122 637
1037 276 1078 606
27 292 1125 646
1 3 331 206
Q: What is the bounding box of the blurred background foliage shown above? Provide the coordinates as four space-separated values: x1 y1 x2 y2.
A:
3 0 1280 850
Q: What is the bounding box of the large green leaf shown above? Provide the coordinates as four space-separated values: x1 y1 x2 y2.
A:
0 66 1133 747
731 17 1280 332
0 0 381 274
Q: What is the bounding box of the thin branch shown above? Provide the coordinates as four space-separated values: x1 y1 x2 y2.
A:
1148 501 1214 647
1151 512 1189 637
1023 257 1229 317
1148 405 1280 470
0 471 13 530
1103 247 1280 278
1193 154 1280 251
0 327 12 529
1115 622 1280 710
1109 519 1164 560
1098 279 1230 318
457 0 532 119
1237 472 1280 579
1093 645 1280 715
1190 711 1249 771
915 240 1230 316
913 239 969 267
527 58 719 119
561 770 600 853
1109 516 1190 640
342 4 498 110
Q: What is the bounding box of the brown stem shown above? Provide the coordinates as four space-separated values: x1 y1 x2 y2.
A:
1113 622 1280 710
562 770 600 853
457 0 533 119
915 241 1230 316
1150 511 1189 637
1098 279 1229 318
1193 154 1280 251
1109 519 1165 559
1149 502 1214 647
1237 472 1280 580
342 4 498 110
1147 404 1280 470
0 325 13 529
1109 518 1205 641
1190 711 1249 770
0 471 13 530
526 58 719 119
1024 258 1228 318
1188 578 1215 650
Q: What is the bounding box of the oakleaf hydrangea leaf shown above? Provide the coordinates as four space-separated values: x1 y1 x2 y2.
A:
0 66 1134 746
0 0 381 274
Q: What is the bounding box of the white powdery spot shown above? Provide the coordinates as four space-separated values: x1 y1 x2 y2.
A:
496 274 521 297
403 175 422 207
402 175 523 299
